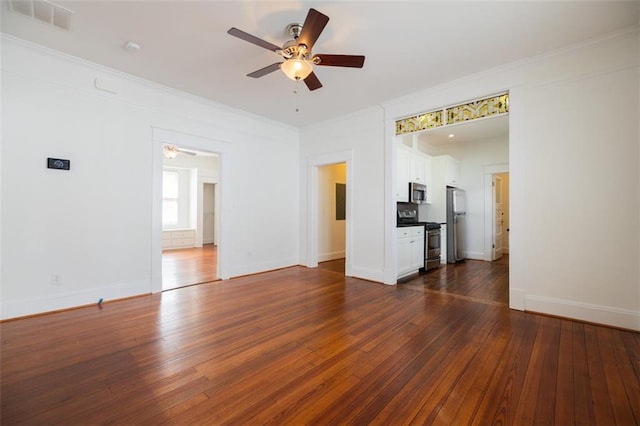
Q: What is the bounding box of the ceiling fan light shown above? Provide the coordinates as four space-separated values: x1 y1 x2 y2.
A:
163 145 178 159
281 58 313 81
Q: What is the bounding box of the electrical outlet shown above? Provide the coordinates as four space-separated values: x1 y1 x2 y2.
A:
51 274 62 286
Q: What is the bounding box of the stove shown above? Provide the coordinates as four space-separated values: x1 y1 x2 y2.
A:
397 203 441 271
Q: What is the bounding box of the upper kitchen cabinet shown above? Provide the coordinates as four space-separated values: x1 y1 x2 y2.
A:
395 148 410 202
396 146 433 203
435 155 460 187
409 154 426 183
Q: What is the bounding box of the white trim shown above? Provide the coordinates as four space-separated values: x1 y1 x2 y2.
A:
526 295 640 331
1 279 149 319
510 288 526 311
318 251 346 263
351 265 384 283
383 119 398 284
151 127 232 293
465 251 485 260
198 179 218 247
306 150 354 277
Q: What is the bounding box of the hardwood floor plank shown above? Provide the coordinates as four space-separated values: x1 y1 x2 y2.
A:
585 324 618 424
162 244 217 289
596 326 638 425
2 260 638 425
466 312 537 425
533 316 562 425
370 304 498 425
570 321 597 425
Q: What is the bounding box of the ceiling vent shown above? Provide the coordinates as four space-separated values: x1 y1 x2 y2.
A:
9 0 73 31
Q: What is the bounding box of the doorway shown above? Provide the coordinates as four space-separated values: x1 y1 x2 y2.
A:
317 163 347 274
151 127 231 294
306 150 353 276
492 173 509 260
160 149 219 291
483 165 509 262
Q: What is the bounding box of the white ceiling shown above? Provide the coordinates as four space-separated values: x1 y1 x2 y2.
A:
417 114 509 147
2 1 638 127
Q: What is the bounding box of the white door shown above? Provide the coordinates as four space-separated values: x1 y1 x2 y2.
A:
203 183 215 245
493 175 503 260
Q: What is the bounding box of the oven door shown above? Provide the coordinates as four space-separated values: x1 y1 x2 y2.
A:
426 229 441 259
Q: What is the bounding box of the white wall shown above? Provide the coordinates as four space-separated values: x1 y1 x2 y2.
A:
383 27 639 330
299 107 386 282
1 36 300 319
318 163 346 261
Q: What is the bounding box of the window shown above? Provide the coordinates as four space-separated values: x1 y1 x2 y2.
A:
162 170 179 226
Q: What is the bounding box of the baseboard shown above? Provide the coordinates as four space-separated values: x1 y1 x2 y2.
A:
350 265 384 284
525 294 639 331
1 279 150 320
465 251 484 260
318 251 346 262
509 287 526 310
228 258 299 279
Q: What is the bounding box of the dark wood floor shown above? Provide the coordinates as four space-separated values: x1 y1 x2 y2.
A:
400 256 509 306
162 244 217 290
2 260 638 425
317 257 346 274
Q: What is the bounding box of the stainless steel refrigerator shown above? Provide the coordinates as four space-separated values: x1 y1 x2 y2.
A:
446 187 466 263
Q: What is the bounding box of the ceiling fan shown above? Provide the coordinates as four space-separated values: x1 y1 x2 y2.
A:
227 8 365 91
163 145 196 159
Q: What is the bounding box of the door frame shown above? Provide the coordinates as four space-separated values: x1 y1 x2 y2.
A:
151 127 232 293
483 164 509 261
492 174 504 260
306 150 353 276
199 181 217 246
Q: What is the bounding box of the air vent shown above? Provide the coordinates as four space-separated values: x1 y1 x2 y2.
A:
9 0 73 31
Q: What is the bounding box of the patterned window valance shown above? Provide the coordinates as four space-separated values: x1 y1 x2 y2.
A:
395 93 509 136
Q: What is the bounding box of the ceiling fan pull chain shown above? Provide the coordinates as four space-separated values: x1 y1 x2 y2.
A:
294 78 300 112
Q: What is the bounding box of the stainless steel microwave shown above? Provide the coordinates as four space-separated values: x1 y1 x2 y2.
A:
409 182 427 204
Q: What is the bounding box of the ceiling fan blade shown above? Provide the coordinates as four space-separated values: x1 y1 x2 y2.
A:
178 149 197 156
227 27 281 52
247 63 282 78
304 72 323 91
298 8 329 51
314 54 365 68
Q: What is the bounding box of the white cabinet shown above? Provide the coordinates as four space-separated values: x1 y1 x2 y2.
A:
396 148 432 203
397 226 425 279
423 156 432 203
162 229 196 249
395 149 410 202
409 155 426 184
440 155 461 187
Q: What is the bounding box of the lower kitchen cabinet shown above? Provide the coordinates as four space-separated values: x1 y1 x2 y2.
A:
397 226 425 279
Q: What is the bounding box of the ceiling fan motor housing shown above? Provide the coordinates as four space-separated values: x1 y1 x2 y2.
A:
286 23 303 39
